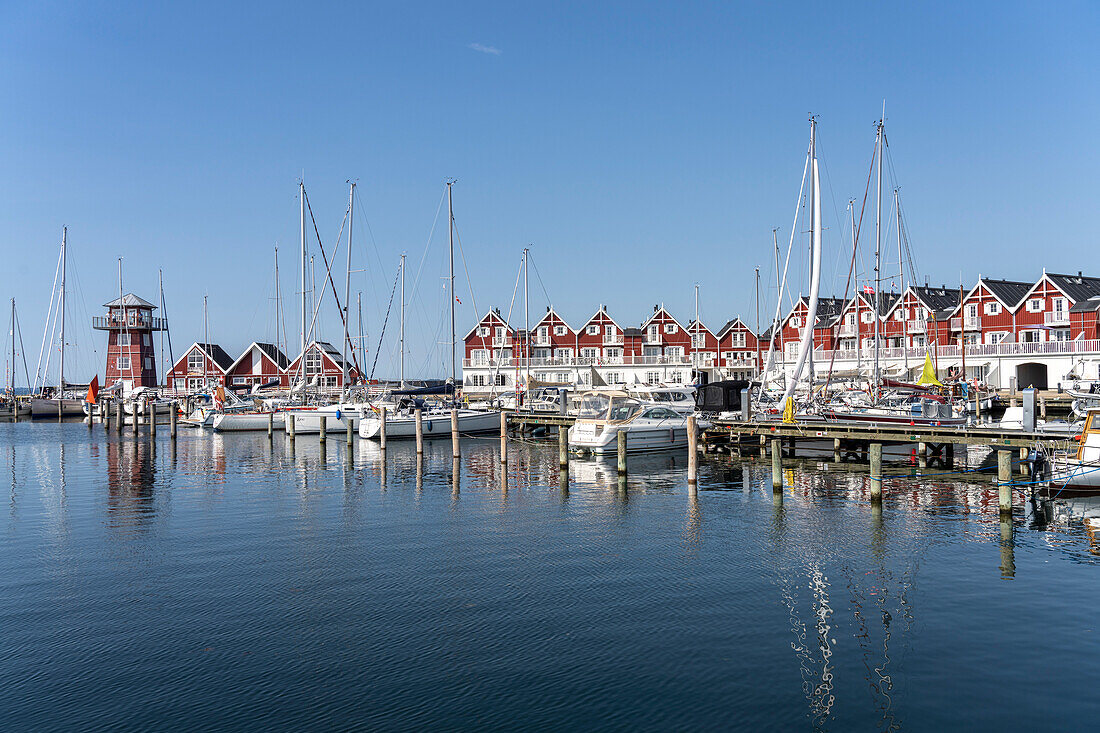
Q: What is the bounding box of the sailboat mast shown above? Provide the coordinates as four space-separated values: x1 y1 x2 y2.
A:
10 299 16 395
400 253 406 386
694 283 699 370
299 181 306 383
59 227 67 390
895 188 908 373
274 246 281 362
357 292 363 372
754 268 761 377
203 295 209 388
850 200 861 370
523 247 529 388
447 181 456 389
342 181 354 398
874 113 884 400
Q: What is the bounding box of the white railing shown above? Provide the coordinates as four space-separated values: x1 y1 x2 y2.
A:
906 320 926 333
1044 311 1070 326
643 334 661 345
839 323 857 337
603 334 624 345
950 316 981 330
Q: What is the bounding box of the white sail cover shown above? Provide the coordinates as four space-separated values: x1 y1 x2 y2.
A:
781 155 822 406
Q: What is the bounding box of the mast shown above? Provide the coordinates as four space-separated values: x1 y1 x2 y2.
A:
274 246 282 362
203 295 209 388
447 181 456 390
960 282 966 380
10 299 15 396
694 283 699 372
754 268 761 377
781 116 822 406
400 253 406 386
523 247 529 389
342 181 354 399
850 200 861 370
357 292 363 373
895 188 908 373
299 181 306 385
874 109 884 401
59 226 67 390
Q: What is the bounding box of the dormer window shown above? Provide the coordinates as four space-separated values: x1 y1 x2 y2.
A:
587 325 599 335
664 323 677 334
1026 298 1043 313
554 325 567 336
791 317 801 329
478 326 490 337
984 302 1001 316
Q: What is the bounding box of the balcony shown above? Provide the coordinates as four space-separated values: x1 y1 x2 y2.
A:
643 333 662 345
949 316 981 331
602 334 624 345
838 323 857 337
1044 311 1070 326
906 320 926 333
92 315 168 331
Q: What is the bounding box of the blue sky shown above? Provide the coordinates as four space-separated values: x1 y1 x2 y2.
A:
3 1 1097 383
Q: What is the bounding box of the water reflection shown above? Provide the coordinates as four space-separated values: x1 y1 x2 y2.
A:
105 439 156 532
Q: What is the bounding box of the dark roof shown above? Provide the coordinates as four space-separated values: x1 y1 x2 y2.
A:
871 292 901 317
911 286 960 313
1048 273 1100 303
255 342 289 369
198 343 234 372
1070 296 1100 313
623 327 642 337
814 297 848 327
103 293 157 309
715 318 747 339
981 278 1032 308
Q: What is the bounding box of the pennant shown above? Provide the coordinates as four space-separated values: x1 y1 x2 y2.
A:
85 375 100 405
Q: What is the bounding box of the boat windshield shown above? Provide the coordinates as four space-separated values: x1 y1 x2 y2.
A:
576 394 642 421
577 393 612 418
607 397 643 422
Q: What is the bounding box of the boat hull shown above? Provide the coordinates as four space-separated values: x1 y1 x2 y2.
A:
823 409 967 428
212 413 286 432
358 409 500 439
29 398 86 417
570 424 689 454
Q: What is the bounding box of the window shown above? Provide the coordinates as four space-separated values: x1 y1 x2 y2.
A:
648 325 659 338
233 377 248 385
966 304 978 319
860 312 873 324
494 373 506 386
691 333 703 348
893 310 903 321
986 331 1008 345
731 332 746 347
604 325 616 336
117 357 130 370
478 326 489 337
604 347 622 360
1053 329 1071 342
174 378 186 390
791 316 802 328
556 373 570 383
553 325 567 336
187 352 204 372
118 333 130 347
494 326 506 341
580 347 599 360
666 346 683 358
1026 298 1043 313
646 371 660 385
305 349 322 375
605 371 623 384
664 323 677 334
142 333 150 346
471 350 489 365
537 326 548 342
144 358 153 370
587 325 599 335
553 348 572 360
963 334 979 345
984 302 1000 316
669 371 683 384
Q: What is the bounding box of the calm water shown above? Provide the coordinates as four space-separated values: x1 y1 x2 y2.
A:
2 422 1098 731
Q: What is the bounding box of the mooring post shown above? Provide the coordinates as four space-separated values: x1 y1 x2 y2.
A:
451 408 460 458
170 402 178 439
266 411 273 438
415 409 424 454
771 438 782 491
918 440 927 469
998 449 1012 513
132 403 139 435
319 414 327 443
617 430 627 475
500 411 508 464
869 442 883 501
975 393 981 423
558 425 568 470
833 437 841 463
116 400 124 433
288 413 296 440
687 415 698 486
379 406 387 450
58 398 63 421
1040 396 1047 420
150 403 157 437
999 514 1015 578
346 414 353 446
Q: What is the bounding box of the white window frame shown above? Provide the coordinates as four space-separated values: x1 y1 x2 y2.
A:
587 325 599 335
1027 298 1043 313
118 333 130 347
984 301 1001 316
664 323 677 334
117 356 131 370
553 325 567 336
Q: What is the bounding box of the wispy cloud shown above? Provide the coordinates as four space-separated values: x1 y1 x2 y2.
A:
468 43 502 56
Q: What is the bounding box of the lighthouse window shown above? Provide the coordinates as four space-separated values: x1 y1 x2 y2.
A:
117 357 130 370
142 333 150 346
144 358 152 370
118 333 130 347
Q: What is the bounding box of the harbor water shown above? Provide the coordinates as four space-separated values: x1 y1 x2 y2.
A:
2 421 1098 730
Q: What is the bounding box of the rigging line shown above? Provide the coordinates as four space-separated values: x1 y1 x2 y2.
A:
34 245 64 392
408 187 448 311
486 256 525 399
16 305 30 389
368 265 401 380
822 204 861 395
302 187 362 375
528 252 553 306
450 219 479 328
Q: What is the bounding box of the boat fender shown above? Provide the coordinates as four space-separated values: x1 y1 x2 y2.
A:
335 409 342 420
426 420 433 432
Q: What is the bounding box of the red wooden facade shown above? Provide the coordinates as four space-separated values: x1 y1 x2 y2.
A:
225 342 290 391
94 293 165 389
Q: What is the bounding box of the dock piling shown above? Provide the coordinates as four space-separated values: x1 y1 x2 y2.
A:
116 401 123 433
287 413 295 440
869 442 883 501
319 414 327 443
617 431 627 475
132 404 138 435
379 406 387 450
346 415 353 446
687 415 698 485
998 449 1012 513
451 409 460 458
415 409 423 454
558 425 568 470
500 411 507 464
771 439 782 491
833 437 841 463
150 403 157 437
170 402 178 439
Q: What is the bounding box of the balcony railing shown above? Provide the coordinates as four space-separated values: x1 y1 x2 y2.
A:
838 323 857 337
603 334 624 345
949 316 981 331
92 315 168 331
906 320 927 333
643 333 662 345
1044 311 1070 326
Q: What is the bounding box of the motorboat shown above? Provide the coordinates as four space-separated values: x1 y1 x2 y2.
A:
358 405 501 439
623 384 697 414
568 391 694 455
994 406 1081 436
1049 408 1100 494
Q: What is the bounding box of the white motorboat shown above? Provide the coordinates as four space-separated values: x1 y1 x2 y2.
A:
358 407 500 439
1050 408 1100 493
994 406 1081 436
623 384 697 415
568 391 693 455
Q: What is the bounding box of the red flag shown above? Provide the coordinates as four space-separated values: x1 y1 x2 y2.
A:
85 375 100 405
863 285 875 295
455 296 462 304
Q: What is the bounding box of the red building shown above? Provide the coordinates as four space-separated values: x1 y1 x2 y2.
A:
575 306 627 365
715 318 759 378
166 343 235 391
463 309 516 367
285 341 361 389
530 307 577 364
225 342 290 391
92 293 167 390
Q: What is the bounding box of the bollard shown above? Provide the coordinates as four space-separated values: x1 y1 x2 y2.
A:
687 415 698 485
346 414 353 446
500 411 508 464
379 406 387 450
558 425 568 470
451 409 460 458
869 442 883 501
617 430 627 475
150 403 157 436
103 399 110 431
170 402 178 439
771 439 782 490
319 414 327 443
132 403 139 435
998 449 1012 513
267 411 273 438
288 413 296 440
415 409 424 454
116 400 123 433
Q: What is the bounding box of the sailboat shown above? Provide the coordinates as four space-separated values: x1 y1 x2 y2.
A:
29 228 86 417
359 181 501 439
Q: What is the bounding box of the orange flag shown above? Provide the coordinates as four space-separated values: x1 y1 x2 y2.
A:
85 375 100 405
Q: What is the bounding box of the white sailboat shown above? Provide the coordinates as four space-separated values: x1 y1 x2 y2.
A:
30 227 85 417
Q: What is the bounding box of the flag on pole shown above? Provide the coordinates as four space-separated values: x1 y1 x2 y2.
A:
85 375 100 405
455 296 462 304
862 285 875 295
